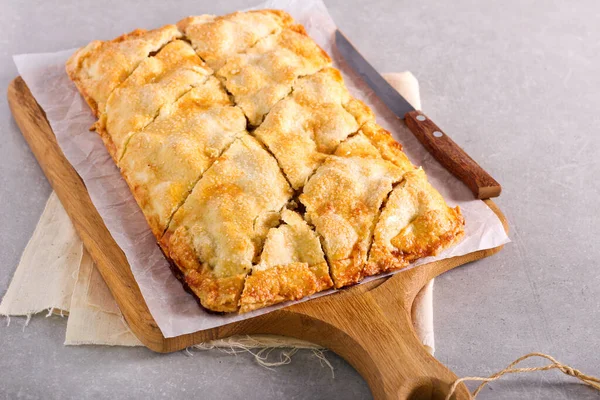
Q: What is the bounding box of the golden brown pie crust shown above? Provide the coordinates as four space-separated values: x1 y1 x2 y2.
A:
66 25 182 117
66 9 465 313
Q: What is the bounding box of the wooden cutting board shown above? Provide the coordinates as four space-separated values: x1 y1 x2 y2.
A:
8 76 507 400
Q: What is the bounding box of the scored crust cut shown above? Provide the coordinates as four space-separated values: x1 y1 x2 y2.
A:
239 209 333 313
119 77 246 238
178 10 294 71
97 40 212 162
66 9 465 313
160 135 292 312
254 67 374 190
66 25 182 116
217 24 332 126
365 168 465 275
300 129 414 288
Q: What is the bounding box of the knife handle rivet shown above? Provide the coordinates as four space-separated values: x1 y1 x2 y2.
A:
433 131 443 138
416 115 427 121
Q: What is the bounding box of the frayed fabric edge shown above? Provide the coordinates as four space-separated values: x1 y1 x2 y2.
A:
188 335 335 377
1 307 69 330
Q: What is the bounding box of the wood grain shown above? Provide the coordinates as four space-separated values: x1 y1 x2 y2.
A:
405 110 502 199
8 76 508 400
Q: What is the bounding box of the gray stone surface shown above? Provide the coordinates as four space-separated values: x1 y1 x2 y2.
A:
1 0 599 398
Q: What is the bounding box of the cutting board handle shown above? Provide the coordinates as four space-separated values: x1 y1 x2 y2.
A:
275 277 470 400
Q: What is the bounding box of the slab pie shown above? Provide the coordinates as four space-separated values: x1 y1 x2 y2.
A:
66 9 464 313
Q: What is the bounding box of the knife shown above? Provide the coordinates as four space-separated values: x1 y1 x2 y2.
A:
335 30 501 199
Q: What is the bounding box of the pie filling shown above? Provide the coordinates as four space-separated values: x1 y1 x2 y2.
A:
67 9 465 313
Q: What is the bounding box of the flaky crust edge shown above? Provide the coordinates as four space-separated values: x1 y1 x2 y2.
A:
239 261 332 313
65 40 104 116
160 230 245 313
65 27 180 117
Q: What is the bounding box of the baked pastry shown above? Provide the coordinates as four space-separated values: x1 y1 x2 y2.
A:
161 135 293 311
96 40 212 161
119 77 246 238
66 25 182 116
240 209 333 313
216 24 331 126
67 9 464 313
300 130 412 288
365 168 464 275
254 67 373 190
178 10 293 70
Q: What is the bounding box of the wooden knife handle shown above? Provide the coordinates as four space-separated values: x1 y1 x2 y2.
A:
405 110 501 199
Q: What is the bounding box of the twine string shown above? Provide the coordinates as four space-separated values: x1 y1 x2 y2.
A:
445 352 600 400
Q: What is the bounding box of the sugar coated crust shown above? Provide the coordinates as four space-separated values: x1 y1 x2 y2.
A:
66 10 464 313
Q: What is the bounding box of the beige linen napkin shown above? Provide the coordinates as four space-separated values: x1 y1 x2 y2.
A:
0 192 81 317
1 72 435 353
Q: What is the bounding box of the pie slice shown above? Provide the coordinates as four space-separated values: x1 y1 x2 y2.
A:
119 77 246 238
97 40 212 161
300 127 414 288
178 10 293 70
217 24 331 126
254 67 373 189
239 209 333 313
66 25 181 116
365 168 465 275
160 135 293 312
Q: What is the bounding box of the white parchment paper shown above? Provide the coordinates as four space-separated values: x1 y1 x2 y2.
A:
13 0 509 338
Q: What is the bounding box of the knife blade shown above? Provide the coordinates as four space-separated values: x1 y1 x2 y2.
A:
335 30 501 199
